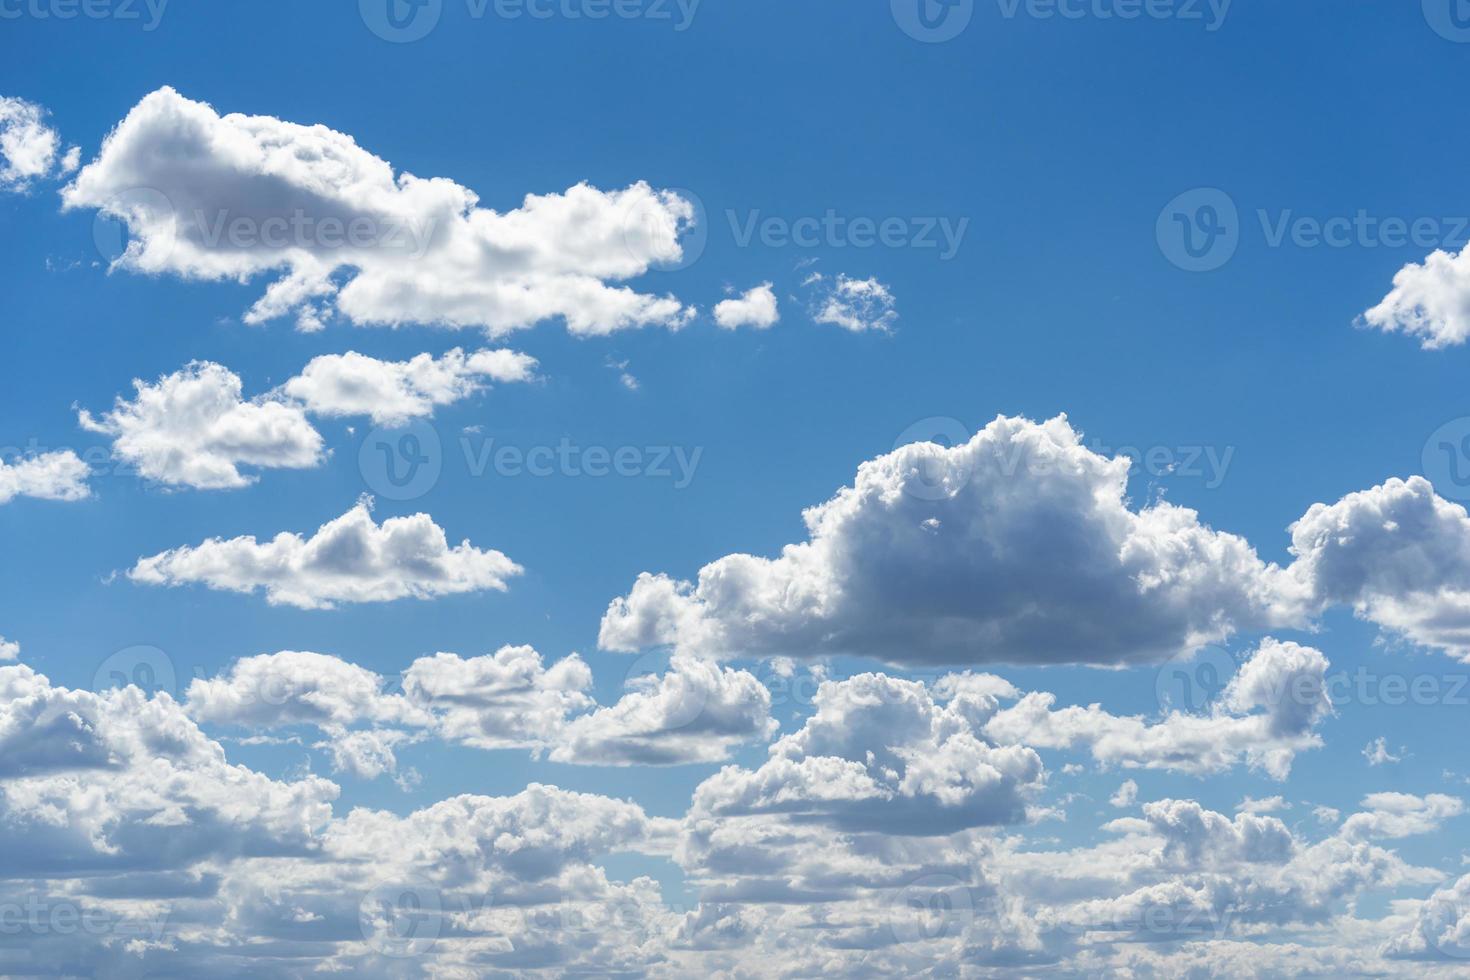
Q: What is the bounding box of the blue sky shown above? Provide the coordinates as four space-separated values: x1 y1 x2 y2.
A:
3 1 1470 975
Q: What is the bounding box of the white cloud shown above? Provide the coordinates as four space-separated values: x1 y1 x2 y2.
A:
0 637 17 661
0 656 1459 978
1236 795 1288 815
61 87 696 336
810 273 898 332
713 282 779 330
281 347 536 425
1364 736 1404 767
0 95 76 192
1363 244 1470 349
81 349 533 489
601 415 1302 667
985 639 1331 781
550 655 777 766
1110 780 1138 808
129 497 520 609
1288 476 1470 659
690 671 1045 834
0 449 90 503
185 647 775 770
79 361 324 490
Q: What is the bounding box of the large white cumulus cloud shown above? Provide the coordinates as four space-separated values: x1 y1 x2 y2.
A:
62 87 696 336
602 415 1303 667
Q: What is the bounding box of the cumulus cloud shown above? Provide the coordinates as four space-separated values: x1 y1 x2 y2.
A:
281 347 536 425
809 273 898 332
602 415 1301 667
184 647 774 771
0 449 90 503
1383 873 1470 960
1364 736 1404 767
1287 476 1470 659
1110 779 1138 808
61 87 696 335
81 349 533 490
551 655 778 766
0 95 77 192
712 282 779 329
1363 244 1470 349
0 657 1459 978
0 637 17 661
79 361 324 490
129 497 520 608
985 639 1331 780
690 671 1045 834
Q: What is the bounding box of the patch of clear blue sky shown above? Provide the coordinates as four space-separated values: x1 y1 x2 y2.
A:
1 0 1468 893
